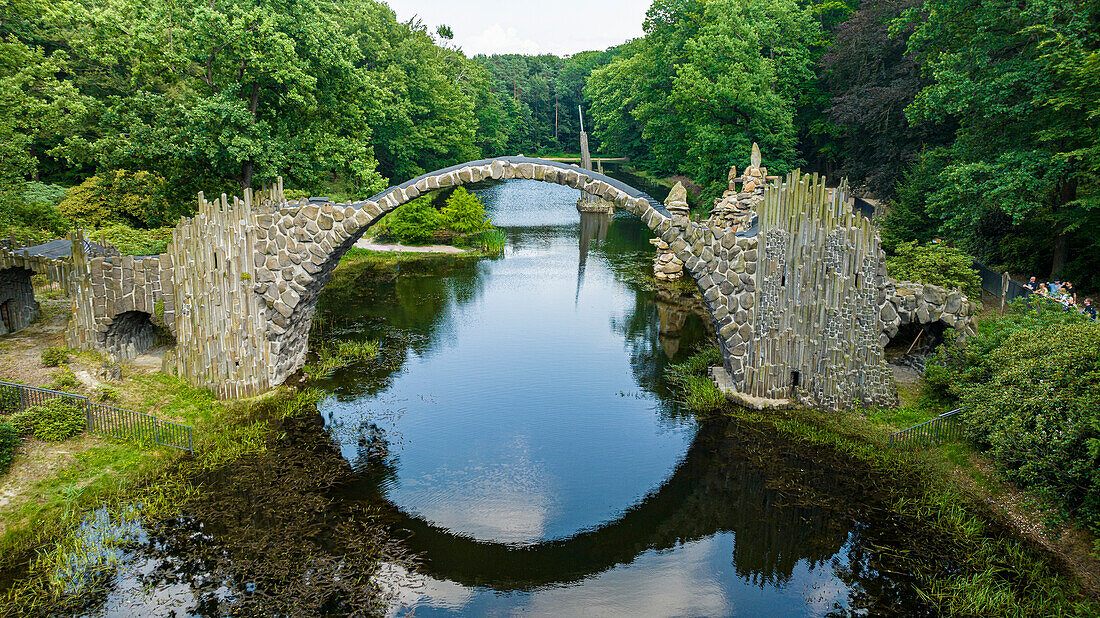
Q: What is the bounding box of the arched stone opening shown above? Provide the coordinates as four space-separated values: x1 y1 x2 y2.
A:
886 320 947 356
139 157 758 399
104 310 174 360
0 267 39 335
258 157 749 392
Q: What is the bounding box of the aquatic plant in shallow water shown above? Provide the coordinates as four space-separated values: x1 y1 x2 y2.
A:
461 228 507 252
48 506 144 597
666 346 726 412
304 339 381 380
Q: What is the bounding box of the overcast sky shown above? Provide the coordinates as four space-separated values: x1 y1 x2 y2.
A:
383 0 652 56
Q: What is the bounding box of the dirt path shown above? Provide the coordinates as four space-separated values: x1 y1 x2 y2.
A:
354 239 467 254
0 300 69 388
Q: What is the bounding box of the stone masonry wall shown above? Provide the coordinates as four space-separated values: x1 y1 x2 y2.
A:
67 244 169 360
65 155 976 409
0 241 77 336
0 267 38 335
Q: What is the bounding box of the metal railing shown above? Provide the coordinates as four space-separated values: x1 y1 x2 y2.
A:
0 380 193 453
888 408 964 448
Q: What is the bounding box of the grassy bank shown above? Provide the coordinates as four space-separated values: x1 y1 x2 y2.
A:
0 250 453 614
668 347 1100 615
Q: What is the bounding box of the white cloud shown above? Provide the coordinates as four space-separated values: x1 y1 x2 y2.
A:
383 0 651 56
468 24 541 56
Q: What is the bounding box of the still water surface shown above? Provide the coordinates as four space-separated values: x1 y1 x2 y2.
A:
63 174 928 616
311 178 913 616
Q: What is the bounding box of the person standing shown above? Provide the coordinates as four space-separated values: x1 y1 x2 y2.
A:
1063 281 1077 305
1025 276 1038 290
1084 298 1097 320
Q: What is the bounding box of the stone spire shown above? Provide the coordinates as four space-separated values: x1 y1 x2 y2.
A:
664 181 690 215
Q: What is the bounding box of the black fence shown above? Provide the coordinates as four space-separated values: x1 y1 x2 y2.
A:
0 380 193 453
888 408 965 448
971 260 1032 303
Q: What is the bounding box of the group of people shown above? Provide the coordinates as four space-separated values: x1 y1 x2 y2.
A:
1025 277 1096 319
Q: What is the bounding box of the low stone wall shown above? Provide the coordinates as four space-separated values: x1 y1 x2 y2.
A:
0 242 75 296
67 248 170 356
880 281 978 342
0 267 38 335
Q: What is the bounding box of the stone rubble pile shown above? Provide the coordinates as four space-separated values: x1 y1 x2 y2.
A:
706 143 778 232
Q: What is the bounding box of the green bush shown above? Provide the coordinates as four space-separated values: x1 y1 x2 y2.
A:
23 181 68 206
0 419 18 474
10 398 86 442
93 223 174 256
0 384 21 415
925 300 1091 402
59 170 173 228
886 241 981 298
41 346 69 367
439 187 493 234
93 386 119 402
387 197 443 244
957 322 1100 533
49 369 80 391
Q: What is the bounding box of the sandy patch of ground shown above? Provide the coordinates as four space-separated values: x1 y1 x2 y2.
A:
0 299 70 388
354 239 467 254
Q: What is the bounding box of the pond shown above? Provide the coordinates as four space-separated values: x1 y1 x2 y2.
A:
306 177 924 616
66 173 932 616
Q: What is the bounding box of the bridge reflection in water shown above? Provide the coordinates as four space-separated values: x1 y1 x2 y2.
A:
342 415 926 615
307 178 932 616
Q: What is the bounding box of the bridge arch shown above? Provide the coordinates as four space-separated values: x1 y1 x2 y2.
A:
67 154 976 409
244 157 759 394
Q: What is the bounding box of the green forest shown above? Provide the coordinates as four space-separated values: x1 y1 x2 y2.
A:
2 0 1099 283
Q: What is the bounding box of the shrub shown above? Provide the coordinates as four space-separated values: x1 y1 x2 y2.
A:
924 300 1091 402
59 170 169 228
94 386 119 402
0 419 18 473
957 322 1100 533
41 347 69 367
10 398 86 441
49 369 81 391
0 384 21 415
23 181 68 206
886 241 981 298
93 223 174 256
440 187 493 234
387 197 443 244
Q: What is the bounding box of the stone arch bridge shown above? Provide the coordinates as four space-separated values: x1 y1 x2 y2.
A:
60 155 977 410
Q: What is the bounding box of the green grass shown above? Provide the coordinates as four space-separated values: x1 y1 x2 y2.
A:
0 380 322 613
665 347 726 412
457 229 507 252
304 339 381 380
